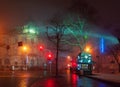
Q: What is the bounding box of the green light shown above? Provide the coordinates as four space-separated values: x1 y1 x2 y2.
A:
23 29 29 33
22 22 38 35
84 35 88 39
29 29 36 34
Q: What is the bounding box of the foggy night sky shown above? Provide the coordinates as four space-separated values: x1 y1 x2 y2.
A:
0 0 120 37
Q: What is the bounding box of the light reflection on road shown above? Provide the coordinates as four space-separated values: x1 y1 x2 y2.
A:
66 69 71 83
18 78 28 87
0 70 117 87
44 79 56 87
65 70 113 87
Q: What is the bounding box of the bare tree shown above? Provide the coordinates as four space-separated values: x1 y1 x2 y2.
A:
46 16 69 76
108 43 120 72
46 0 97 75
63 15 89 53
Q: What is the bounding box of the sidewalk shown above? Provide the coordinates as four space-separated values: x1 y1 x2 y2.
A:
86 73 120 85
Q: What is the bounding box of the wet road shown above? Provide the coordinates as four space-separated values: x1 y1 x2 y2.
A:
0 70 119 87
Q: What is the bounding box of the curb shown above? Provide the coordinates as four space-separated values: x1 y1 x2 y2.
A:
85 75 120 87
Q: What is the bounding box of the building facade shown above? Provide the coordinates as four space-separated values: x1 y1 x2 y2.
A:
0 23 48 70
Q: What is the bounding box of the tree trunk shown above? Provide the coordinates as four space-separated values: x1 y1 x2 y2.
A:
56 47 59 76
56 35 59 76
119 64 120 73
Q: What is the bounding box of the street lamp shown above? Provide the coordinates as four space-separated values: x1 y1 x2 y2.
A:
84 46 91 53
67 56 72 61
22 45 29 70
23 46 27 52
67 56 70 59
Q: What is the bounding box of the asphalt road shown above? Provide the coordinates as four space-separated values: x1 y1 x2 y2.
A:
0 70 118 87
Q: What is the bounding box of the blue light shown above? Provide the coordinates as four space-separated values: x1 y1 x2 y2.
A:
78 56 80 59
77 68 80 70
100 38 104 53
80 60 83 63
77 64 81 70
88 60 91 63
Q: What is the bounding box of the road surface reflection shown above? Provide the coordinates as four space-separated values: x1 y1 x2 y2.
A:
0 70 117 87
31 70 114 87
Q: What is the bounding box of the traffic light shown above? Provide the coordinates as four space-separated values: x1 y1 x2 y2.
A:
18 41 23 46
38 45 44 51
47 53 53 60
71 61 77 67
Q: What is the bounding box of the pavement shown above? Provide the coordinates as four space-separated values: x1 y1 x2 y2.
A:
86 73 120 85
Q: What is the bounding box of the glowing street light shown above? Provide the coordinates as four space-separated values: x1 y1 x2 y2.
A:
67 55 72 61
85 47 90 52
85 46 91 53
67 56 71 59
23 46 27 52
22 45 29 70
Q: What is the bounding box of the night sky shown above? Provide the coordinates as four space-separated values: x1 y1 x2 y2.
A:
0 0 120 37
86 0 120 37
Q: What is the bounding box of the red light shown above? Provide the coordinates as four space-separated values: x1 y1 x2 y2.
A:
47 53 53 60
72 61 77 67
39 45 44 51
48 54 52 58
72 74 77 84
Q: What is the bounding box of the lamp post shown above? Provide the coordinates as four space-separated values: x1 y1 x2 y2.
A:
22 45 29 70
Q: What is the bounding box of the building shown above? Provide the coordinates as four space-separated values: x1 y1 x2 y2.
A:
0 22 47 70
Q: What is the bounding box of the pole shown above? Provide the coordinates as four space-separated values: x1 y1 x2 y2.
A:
49 61 52 74
50 62 51 73
26 55 28 70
